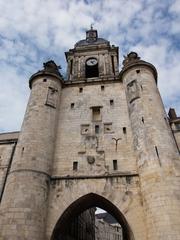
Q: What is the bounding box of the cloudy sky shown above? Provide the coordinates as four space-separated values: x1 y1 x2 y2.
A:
0 0 180 132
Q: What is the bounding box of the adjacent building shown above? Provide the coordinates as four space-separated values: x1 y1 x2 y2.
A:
95 212 122 240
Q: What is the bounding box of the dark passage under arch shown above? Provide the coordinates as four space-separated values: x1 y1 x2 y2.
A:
51 193 134 240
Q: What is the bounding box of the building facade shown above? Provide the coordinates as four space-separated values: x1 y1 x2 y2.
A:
0 28 180 240
95 212 122 240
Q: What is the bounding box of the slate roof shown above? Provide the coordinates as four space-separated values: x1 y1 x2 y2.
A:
75 38 109 47
95 212 118 224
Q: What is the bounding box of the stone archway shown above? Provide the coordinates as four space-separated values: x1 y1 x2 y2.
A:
50 193 135 240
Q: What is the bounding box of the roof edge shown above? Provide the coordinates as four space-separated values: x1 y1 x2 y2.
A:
119 60 158 84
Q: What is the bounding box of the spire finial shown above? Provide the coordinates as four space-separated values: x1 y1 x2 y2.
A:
86 24 98 42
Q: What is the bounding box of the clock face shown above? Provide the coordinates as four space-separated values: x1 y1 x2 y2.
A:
86 58 98 66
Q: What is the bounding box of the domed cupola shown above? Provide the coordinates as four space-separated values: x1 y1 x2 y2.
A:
75 26 109 48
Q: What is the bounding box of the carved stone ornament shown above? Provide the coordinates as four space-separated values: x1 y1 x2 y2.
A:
122 52 140 67
43 60 61 74
87 155 95 164
45 87 58 108
127 80 140 103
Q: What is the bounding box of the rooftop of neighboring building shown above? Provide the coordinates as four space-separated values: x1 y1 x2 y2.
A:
95 212 119 225
0 131 19 144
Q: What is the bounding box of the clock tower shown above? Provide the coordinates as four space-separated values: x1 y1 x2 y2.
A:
66 27 119 81
0 28 180 240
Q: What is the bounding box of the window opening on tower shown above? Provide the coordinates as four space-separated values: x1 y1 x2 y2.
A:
79 87 83 93
123 127 126 134
95 125 100 134
71 103 75 109
101 85 105 91
70 59 73 74
85 58 99 78
110 99 114 106
113 160 118 170
73 161 78 171
91 107 102 121
111 55 115 75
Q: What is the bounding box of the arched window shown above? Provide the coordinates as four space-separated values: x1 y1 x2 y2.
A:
85 58 99 78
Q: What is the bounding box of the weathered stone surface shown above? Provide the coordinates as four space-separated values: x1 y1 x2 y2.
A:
0 29 180 240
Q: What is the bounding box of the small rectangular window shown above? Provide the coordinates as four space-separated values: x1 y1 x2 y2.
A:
92 107 101 121
110 99 114 106
123 127 126 134
95 125 100 134
73 161 78 171
113 160 118 170
71 103 74 109
79 87 83 93
70 59 73 74
111 55 115 75
101 85 105 91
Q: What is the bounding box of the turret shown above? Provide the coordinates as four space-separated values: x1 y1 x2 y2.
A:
0 61 63 240
120 52 180 240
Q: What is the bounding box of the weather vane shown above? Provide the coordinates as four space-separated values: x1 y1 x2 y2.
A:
90 23 94 30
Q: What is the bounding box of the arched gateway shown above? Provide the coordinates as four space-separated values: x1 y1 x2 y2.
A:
51 193 134 240
0 28 180 240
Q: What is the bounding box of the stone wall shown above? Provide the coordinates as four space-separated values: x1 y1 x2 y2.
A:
0 143 15 198
46 176 145 240
121 62 180 240
53 81 136 177
0 30 180 240
0 132 18 200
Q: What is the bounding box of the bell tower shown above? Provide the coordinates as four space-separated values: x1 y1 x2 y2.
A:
65 27 119 81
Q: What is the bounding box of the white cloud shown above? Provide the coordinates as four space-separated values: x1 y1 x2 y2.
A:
0 63 29 132
0 0 179 132
132 38 180 114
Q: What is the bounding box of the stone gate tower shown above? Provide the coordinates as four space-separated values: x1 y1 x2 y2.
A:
0 28 180 240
